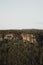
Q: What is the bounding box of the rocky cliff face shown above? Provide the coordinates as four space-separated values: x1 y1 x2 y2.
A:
0 32 37 44
0 30 43 44
20 33 37 43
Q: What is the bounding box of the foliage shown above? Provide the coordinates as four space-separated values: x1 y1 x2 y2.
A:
0 30 43 65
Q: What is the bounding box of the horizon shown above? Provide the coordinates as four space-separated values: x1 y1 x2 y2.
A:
0 28 43 31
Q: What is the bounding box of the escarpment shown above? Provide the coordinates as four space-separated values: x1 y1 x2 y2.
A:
0 30 43 65
0 30 43 45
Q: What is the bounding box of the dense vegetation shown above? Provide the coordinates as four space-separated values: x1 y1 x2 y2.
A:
0 29 43 65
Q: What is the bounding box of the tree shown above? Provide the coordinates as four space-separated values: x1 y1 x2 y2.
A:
35 33 43 65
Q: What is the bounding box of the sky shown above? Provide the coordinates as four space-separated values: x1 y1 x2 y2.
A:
0 0 43 29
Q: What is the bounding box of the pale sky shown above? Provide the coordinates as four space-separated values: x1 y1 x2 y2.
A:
0 0 43 29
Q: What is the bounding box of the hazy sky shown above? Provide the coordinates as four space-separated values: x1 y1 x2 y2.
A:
0 0 43 29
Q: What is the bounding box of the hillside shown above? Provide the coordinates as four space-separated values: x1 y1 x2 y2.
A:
0 29 43 65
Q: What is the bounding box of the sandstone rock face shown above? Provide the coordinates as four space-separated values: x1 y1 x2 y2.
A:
21 33 37 43
4 34 14 41
0 31 37 44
